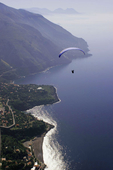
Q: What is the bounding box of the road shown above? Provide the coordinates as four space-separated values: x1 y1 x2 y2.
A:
0 68 16 78
0 99 16 166
0 99 15 129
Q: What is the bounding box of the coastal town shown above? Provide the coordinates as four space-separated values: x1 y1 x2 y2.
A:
0 82 57 170
0 97 45 170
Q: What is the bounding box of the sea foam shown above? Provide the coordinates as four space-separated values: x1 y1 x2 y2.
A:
27 105 68 170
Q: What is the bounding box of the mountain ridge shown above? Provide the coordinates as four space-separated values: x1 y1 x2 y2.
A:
0 3 90 82
25 7 79 15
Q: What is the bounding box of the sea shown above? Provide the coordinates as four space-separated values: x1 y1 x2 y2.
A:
15 12 113 170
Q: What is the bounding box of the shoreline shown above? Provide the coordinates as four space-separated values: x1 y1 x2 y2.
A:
16 64 63 80
54 86 61 104
23 97 60 169
21 80 61 169
23 136 44 163
23 122 54 169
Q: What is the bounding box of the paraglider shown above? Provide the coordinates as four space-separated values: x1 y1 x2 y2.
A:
59 47 85 73
59 47 85 58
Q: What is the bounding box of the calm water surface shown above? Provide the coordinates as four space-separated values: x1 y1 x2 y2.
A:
15 13 113 170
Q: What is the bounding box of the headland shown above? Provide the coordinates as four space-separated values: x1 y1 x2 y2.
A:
0 82 59 170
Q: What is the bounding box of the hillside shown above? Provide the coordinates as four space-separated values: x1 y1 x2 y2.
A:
0 3 90 82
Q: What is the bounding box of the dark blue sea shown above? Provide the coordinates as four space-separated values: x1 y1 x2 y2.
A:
15 13 113 170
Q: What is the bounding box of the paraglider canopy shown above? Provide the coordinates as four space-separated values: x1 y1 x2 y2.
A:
59 47 85 58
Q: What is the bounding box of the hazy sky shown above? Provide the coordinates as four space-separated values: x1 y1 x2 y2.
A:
0 0 113 13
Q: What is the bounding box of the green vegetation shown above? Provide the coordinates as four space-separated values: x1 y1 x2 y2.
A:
2 112 47 142
0 83 57 169
0 3 90 169
1 135 34 170
1 110 50 170
2 135 27 160
0 83 59 111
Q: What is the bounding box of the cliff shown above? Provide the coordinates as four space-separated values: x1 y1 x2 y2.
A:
0 3 90 82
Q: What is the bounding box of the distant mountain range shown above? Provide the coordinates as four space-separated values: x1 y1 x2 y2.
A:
25 8 79 15
0 3 90 82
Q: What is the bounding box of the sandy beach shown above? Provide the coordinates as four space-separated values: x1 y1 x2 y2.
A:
23 136 44 163
32 136 44 163
23 123 54 164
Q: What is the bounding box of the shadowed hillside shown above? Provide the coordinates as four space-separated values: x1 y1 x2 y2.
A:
0 3 90 82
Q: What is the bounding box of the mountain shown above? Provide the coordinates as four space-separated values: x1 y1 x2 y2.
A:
0 3 90 82
26 8 52 15
26 8 79 15
53 8 79 14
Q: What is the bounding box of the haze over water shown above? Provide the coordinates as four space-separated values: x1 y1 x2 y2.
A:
15 13 113 170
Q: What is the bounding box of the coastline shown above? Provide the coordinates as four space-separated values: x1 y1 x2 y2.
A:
1 81 61 169
23 136 44 163
23 95 60 169
23 121 54 169
26 102 68 170
22 84 61 169
54 86 61 104
18 65 62 79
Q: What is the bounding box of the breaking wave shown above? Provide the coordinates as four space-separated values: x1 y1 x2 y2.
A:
27 105 69 170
